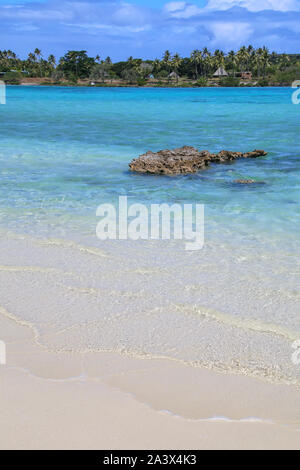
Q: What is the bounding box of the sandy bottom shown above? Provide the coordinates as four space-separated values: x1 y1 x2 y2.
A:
0 230 300 449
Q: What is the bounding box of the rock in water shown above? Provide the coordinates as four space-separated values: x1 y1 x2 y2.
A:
242 150 268 159
129 147 267 175
234 179 256 184
129 146 211 175
210 150 243 163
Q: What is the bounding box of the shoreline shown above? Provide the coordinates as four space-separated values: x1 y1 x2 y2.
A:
0 228 299 449
1 326 300 449
0 228 299 386
9 83 292 89
1 367 300 450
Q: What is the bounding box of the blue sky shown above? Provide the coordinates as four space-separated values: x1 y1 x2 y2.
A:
1 0 300 60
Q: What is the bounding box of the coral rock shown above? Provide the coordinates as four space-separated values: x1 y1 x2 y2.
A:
129 147 267 175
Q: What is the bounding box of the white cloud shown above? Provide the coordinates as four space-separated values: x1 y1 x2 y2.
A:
1 0 300 59
164 1 187 12
64 22 151 35
205 0 300 12
113 2 147 25
208 21 253 47
164 1 202 18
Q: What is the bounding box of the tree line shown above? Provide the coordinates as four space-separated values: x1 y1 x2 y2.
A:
0 47 299 85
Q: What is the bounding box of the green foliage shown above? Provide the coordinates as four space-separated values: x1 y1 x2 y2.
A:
89 64 110 82
5 78 20 85
0 46 299 87
257 78 270 87
272 67 300 84
137 78 147 87
111 61 128 78
219 77 240 87
195 77 208 87
179 82 193 88
121 68 138 84
67 73 78 84
52 70 64 82
2 71 22 84
157 70 168 78
58 51 94 80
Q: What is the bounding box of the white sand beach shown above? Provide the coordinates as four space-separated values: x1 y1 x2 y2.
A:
0 230 299 450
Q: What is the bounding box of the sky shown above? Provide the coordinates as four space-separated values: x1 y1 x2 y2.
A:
1 0 300 60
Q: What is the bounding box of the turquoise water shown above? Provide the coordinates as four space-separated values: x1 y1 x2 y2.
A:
0 86 299 245
1 86 300 384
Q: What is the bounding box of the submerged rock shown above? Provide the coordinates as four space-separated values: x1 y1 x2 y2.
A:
129 147 267 175
234 179 256 184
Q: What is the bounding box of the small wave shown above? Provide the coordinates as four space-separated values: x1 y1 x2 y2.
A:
0 265 71 275
172 303 300 342
3 230 108 258
159 409 273 424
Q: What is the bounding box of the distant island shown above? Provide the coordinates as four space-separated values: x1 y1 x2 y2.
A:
0 46 299 87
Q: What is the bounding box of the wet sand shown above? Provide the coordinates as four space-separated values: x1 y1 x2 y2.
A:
1 353 300 450
0 230 299 449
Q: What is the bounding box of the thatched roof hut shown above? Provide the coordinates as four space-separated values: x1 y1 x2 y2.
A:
168 71 180 80
213 67 228 77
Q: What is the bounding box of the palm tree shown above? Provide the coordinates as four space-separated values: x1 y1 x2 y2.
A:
28 52 36 63
48 55 56 67
163 50 172 73
34 48 42 61
46 55 56 77
127 56 134 66
171 53 182 82
152 58 161 76
34 49 43 76
190 50 202 79
270 51 278 65
202 47 209 57
237 46 249 72
202 47 210 77
261 46 270 78
26 52 37 75
249 50 256 74
228 50 236 76
214 49 225 67
66 51 81 79
254 49 262 77
247 45 254 55
279 53 290 71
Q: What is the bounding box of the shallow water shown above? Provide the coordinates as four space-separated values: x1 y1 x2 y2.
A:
0 86 299 241
0 86 299 384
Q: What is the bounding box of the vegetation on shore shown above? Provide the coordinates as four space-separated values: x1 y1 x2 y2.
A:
0 47 299 87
